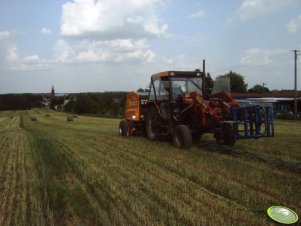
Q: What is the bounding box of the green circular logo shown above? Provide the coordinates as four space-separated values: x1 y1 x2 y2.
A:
267 206 298 224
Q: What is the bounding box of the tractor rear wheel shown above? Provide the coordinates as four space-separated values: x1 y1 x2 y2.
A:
172 125 192 149
119 119 129 137
145 107 160 140
222 124 236 146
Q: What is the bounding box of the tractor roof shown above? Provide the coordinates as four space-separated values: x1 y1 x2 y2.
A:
151 70 203 79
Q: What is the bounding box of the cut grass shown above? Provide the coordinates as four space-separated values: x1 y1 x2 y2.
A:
0 110 300 225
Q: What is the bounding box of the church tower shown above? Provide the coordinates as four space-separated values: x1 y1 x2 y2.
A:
51 85 55 98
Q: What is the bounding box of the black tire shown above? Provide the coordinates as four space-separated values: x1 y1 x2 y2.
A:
119 120 129 137
222 124 236 146
146 107 162 141
214 128 224 145
192 133 203 144
172 125 192 149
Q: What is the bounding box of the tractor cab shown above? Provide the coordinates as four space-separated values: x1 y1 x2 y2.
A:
148 70 207 122
149 70 204 102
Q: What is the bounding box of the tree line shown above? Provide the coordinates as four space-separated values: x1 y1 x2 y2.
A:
0 94 43 110
64 92 127 117
0 71 294 115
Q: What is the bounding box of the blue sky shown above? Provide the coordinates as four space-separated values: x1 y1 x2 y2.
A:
0 0 301 93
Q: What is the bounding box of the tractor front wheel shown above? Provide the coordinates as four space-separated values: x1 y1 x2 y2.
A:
146 107 160 141
222 124 236 146
119 119 129 137
172 125 192 149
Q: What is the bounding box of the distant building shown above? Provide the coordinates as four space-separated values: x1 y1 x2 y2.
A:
51 85 55 99
232 91 301 117
42 86 70 111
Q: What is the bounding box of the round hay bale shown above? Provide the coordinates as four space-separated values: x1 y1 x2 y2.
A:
31 116 37 121
67 116 73 122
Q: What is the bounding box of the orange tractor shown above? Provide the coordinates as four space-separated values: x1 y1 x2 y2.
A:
119 65 274 148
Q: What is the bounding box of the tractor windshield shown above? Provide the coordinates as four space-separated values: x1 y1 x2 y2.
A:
149 75 203 101
171 77 202 99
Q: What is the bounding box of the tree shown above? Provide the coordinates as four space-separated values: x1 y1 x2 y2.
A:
0 94 43 110
74 93 98 114
64 92 127 117
248 84 270 93
221 71 248 93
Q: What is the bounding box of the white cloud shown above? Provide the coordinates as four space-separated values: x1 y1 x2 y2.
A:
5 46 49 71
53 40 76 63
60 0 168 38
241 47 286 66
77 50 110 62
8 63 49 72
166 59 173 64
159 55 198 70
287 14 301 33
4 37 156 72
23 55 40 63
41 27 52 35
189 10 206 19
238 0 287 21
6 47 19 61
53 38 156 64
0 31 10 39
227 0 294 24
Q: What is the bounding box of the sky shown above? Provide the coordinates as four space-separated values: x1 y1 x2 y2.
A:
0 0 301 94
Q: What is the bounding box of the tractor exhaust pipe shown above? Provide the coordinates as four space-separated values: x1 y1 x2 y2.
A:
202 59 208 99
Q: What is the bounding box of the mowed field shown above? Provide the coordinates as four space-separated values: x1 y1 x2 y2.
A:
0 110 300 226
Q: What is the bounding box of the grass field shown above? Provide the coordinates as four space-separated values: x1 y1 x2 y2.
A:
0 109 300 226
